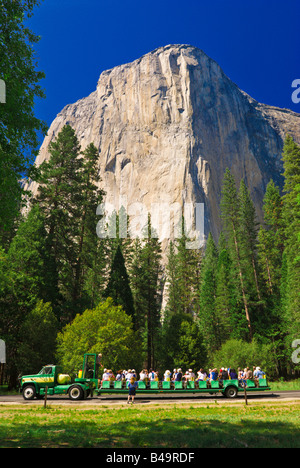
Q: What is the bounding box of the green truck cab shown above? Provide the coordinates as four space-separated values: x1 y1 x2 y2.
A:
20 362 93 401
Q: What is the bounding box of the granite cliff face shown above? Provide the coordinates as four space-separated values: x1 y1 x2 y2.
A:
28 44 300 243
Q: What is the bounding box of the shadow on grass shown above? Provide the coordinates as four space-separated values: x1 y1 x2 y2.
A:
1 415 299 448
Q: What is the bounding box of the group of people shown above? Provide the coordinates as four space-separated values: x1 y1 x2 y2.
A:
99 365 266 403
101 366 266 384
205 366 265 383
101 368 160 383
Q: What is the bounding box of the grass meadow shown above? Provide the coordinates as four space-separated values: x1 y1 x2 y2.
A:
0 400 299 448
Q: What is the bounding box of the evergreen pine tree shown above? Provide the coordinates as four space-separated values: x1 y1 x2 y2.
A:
165 218 202 317
7 205 60 312
33 125 82 312
164 241 181 317
281 135 300 352
257 180 283 297
220 169 252 340
72 142 105 306
215 232 236 342
162 312 207 371
127 238 145 332
198 233 219 351
33 126 104 318
104 245 135 325
238 180 262 302
130 215 162 368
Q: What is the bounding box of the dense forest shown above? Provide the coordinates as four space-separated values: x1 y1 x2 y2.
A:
0 122 299 387
0 1 299 388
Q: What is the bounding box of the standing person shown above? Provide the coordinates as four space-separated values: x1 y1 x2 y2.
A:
96 353 103 378
127 377 138 404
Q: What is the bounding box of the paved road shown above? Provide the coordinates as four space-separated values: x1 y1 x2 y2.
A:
1 390 299 406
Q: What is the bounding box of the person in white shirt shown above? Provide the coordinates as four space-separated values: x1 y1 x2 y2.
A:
197 369 206 381
139 369 148 381
102 369 110 382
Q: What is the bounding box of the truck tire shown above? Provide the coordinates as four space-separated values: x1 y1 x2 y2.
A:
68 385 84 401
22 385 36 400
224 386 238 399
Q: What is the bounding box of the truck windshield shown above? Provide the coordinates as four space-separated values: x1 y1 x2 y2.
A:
38 367 53 375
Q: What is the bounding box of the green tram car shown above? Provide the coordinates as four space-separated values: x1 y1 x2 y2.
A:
20 353 271 401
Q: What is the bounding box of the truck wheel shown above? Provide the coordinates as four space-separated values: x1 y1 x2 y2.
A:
225 386 238 399
68 385 84 401
22 385 36 400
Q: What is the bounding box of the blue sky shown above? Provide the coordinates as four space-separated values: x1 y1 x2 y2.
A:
28 0 300 129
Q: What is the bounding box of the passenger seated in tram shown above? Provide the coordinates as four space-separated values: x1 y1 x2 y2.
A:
196 369 207 381
139 369 148 383
209 368 218 382
102 369 110 382
115 370 123 381
219 368 229 382
184 369 195 381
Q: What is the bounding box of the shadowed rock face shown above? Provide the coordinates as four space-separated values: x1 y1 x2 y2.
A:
27 44 300 244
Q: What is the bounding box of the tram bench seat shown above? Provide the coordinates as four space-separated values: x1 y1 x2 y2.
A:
258 378 267 387
198 381 207 389
210 380 219 389
186 381 195 389
150 381 159 389
102 381 111 389
175 381 183 389
246 379 256 388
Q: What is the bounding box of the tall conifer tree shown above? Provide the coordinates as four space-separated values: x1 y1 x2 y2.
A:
198 233 219 351
257 180 283 297
215 232 235 341
220 169 252 340
104 245 135 325
33 125 104 319
281 135 300 351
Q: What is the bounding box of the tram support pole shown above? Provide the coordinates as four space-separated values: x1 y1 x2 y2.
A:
244 384 248 406
44 386 48 409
